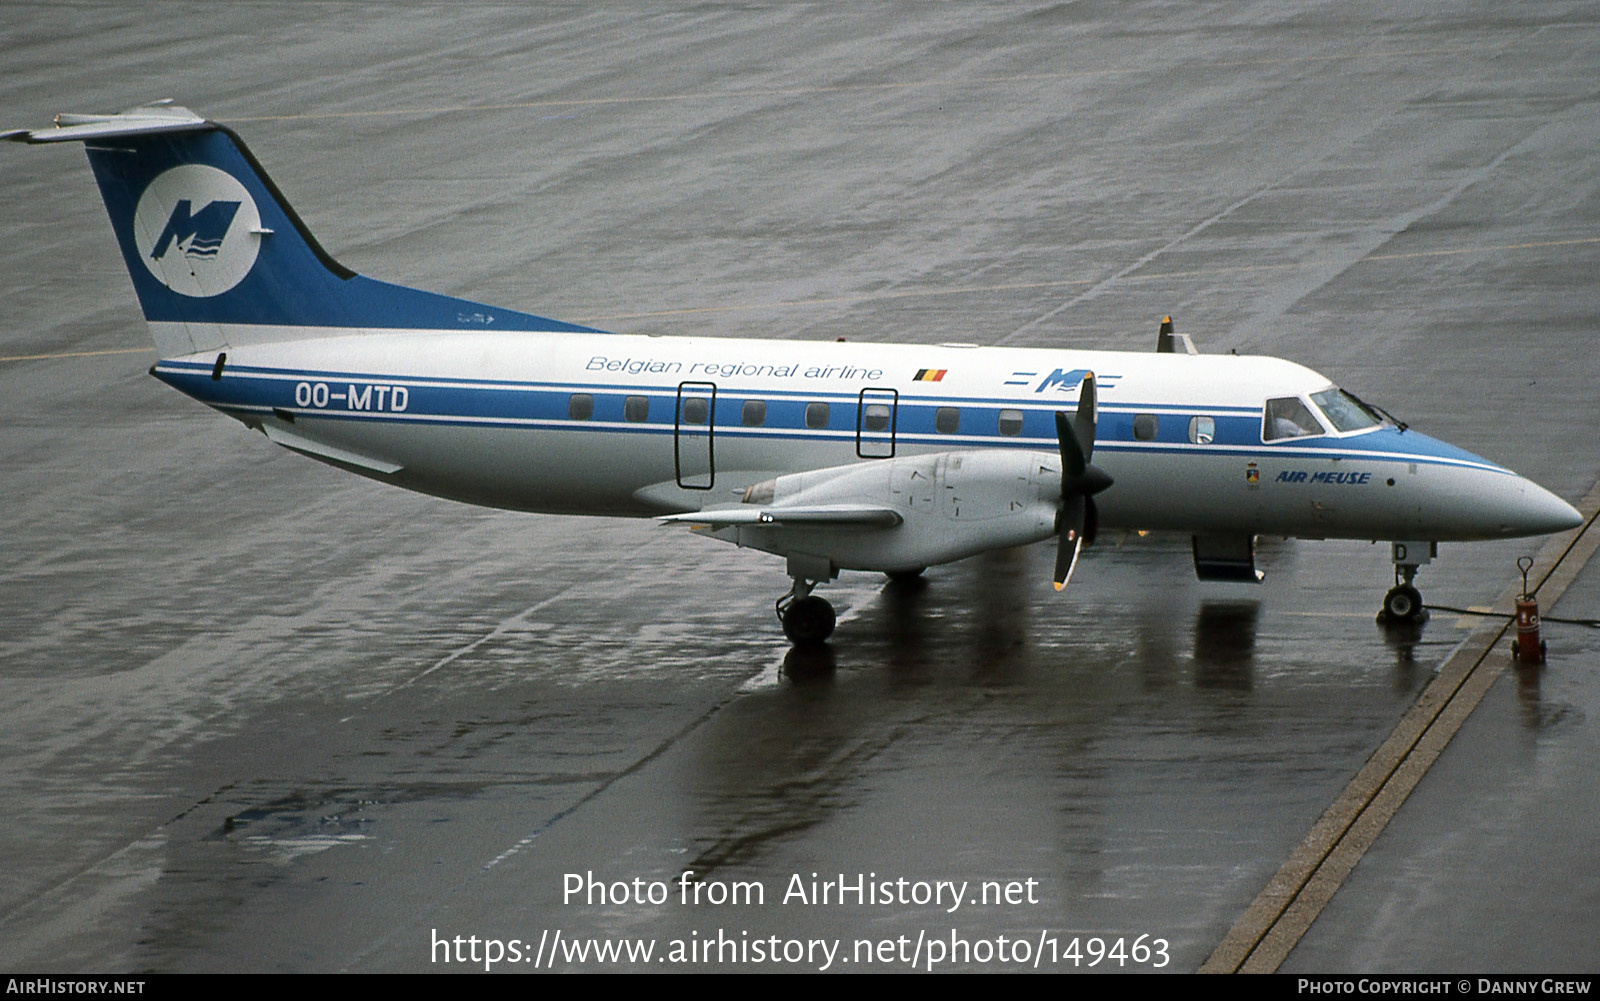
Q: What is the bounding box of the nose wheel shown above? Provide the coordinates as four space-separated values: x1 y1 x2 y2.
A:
1377 541 1434 625
1381 580 1424 623
777 578 835 645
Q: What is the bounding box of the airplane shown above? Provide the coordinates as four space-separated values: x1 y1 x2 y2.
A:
5 102 1583 645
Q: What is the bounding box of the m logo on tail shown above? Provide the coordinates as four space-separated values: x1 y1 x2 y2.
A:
151 198 242 261
133 164 262 298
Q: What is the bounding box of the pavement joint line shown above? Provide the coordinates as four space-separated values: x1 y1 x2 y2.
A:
1201 476 1600 974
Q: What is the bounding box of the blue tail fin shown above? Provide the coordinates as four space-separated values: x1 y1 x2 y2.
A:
6 103 602 358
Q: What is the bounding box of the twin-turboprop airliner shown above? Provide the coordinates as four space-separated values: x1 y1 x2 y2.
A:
6 103 1583 644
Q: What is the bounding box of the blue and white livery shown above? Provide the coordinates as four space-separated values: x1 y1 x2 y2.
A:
6 103 1582 643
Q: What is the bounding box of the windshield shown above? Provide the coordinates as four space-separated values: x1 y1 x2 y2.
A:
1263 396 1325 441
1311 387 1384 433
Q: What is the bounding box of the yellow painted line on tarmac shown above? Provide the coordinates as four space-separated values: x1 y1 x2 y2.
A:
1456 605 1497 629
1201 476 1600 973
1365 236 1600 261
569 277 1097 323
9 233 1595 344
1125 237 1600 285
0 346 149 365
1278 611 1385 620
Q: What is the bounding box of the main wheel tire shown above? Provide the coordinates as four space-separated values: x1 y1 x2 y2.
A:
885 567 926 583
1383 584 1424 623
782 595 836 645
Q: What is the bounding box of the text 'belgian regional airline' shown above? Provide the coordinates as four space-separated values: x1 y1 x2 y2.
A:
6 103 1582 644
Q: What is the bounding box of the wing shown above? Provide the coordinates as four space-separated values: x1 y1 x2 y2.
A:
662 505 902 527
664 376 1112 591
660 450 1063 574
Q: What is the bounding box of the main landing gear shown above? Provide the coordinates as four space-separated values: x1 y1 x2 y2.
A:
1378 541 1436 625
777 579 835 645
777 554 839 645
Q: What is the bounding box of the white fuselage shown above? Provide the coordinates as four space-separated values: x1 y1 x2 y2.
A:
151 326 1577 548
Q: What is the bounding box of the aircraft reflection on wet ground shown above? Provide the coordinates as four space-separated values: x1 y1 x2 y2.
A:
776 537 1438 690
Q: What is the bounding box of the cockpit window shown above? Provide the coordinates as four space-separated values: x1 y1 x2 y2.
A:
1311 388 1383 433
1263 396 1325 441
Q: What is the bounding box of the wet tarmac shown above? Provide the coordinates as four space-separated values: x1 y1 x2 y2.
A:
2 0 1598 973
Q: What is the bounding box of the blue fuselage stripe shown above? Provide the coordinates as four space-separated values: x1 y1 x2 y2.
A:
154 362 1509 473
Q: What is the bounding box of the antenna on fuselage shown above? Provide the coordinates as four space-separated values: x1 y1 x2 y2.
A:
1155 315 1199 354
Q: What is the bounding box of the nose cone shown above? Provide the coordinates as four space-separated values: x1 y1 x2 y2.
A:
1367 427 1584 540
1494 477 1585 537
1447 453 1582 539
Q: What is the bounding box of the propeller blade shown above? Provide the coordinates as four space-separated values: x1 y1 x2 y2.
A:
1074 372 1098 462
1055 409 1085 479
1054 494 1085 591
1053 375 1112 594
1053 535 1082 592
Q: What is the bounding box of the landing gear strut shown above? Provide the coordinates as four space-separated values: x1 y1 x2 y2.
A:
1378 541 1435 625
777 578 835 645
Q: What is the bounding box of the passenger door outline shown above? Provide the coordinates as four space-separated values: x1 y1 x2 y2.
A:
675 381 717 489
856 387 899 459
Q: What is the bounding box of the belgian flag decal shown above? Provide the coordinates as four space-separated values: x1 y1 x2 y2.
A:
914 368 947 382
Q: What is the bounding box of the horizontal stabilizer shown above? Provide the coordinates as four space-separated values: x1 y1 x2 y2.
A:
3 102 208 144
661 505 903 528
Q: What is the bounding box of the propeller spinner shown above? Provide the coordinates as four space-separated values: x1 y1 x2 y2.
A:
1053 373 1114 592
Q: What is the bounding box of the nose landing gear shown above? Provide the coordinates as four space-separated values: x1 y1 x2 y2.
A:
1378 541 1435 625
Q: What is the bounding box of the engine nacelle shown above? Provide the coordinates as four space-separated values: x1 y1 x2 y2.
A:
718 450 1063 573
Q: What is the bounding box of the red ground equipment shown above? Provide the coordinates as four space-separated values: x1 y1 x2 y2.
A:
1511 556 1546 664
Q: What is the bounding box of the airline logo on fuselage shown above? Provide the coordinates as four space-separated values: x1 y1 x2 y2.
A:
1276 470 1372 485
1017 369 1122 393
133 164 262 298
1037 368 1090 392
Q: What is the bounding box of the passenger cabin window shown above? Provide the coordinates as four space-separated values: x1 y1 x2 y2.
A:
1263 397 1325 441
568 393 593 420
742 400 767 427
997 409 1024 437
934 407 960 434
1310 388 1383 433
805 402 830 429
862 403 892 433
681 396 710 425
1188 416 1215 444
624 395 649 422
1132 414 1158 441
